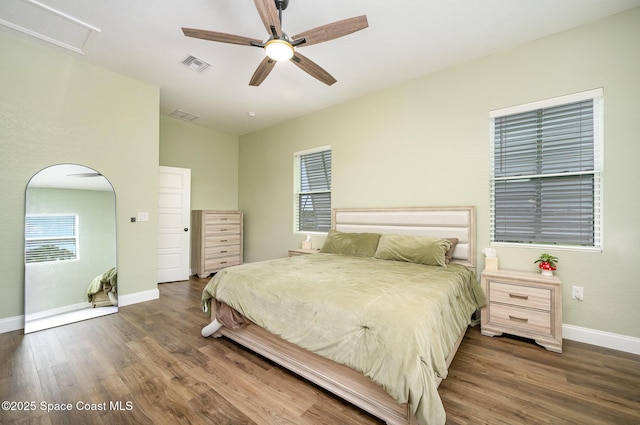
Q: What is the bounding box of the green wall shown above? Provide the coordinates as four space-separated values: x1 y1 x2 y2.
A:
159 116 239 210
238 9 640 338
0 32 160 323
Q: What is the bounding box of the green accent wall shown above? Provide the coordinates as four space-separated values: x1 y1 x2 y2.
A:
159 116 239 210
0 31 160 321
237 9 640 338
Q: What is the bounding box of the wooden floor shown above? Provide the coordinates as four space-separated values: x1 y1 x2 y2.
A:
1 277 639 425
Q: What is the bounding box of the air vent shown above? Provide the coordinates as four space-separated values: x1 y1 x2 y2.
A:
181 55 210 73
169 110 199 122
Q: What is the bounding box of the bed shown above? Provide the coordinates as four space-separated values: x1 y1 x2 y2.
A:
201 206 485 425
87 267 118 307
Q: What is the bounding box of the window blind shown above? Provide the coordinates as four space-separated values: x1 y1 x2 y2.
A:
294 147 332 232
25 215 78 263
490 91 602 248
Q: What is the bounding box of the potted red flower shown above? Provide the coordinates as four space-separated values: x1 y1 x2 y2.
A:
534 253 558 276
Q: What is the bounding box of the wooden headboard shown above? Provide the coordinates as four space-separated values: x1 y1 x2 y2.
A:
332 206 476 270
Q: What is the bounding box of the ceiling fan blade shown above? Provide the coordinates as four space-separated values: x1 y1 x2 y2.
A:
253 0 281 37
290 52 336 86
68 173 102 177
292 15 368 47
249 56 277 86
182 28 262 46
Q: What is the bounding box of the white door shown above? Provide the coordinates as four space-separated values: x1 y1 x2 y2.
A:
158 166 191 283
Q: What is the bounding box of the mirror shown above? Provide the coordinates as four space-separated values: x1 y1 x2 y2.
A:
24 164 117 333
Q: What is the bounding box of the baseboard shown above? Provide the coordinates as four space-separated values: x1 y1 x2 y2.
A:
118 288 160 307
26 302 92 321
0 288 160 334
0 315 25 334
563 324 640 355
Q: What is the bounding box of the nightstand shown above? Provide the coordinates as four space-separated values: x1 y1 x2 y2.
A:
480 269 562 353
288 248 321 257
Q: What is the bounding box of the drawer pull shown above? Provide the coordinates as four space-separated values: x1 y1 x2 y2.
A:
220 250 227 253
220 218 228 220
220 239 228 242
509 293 529 300
220 228 228 231
509 315 529 323
221 261 227 264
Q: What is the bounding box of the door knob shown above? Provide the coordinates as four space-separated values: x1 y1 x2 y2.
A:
184 228 189 232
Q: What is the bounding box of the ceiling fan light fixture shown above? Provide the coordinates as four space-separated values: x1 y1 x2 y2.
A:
264 39 294 61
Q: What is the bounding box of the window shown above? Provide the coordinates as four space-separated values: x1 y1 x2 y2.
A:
294 146 332 233
489 89 602 250
25 215 78 263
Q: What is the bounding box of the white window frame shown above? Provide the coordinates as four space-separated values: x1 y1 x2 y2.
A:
25 214 79 264
293 145 332 234
489 88 603 252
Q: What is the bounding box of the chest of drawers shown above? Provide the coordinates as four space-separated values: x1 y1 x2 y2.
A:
191 210 243 277
480 269 562 353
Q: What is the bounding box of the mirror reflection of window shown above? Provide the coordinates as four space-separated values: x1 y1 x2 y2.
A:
25 214 78 263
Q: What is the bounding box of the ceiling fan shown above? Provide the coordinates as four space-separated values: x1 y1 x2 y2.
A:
67 172 103 177
182 0 368 86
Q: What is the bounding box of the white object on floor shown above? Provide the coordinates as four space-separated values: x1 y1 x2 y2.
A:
201 319 222 337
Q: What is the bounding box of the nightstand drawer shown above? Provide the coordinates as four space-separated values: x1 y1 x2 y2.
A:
489 281 551 311
288 248 321 257
488 303 551 335
480 269 562 352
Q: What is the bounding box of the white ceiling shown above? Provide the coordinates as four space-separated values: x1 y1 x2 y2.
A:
28 164 113 191
2 0 639 135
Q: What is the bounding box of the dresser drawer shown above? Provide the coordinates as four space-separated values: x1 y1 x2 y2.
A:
205 225 240 237
192 210 243 277
489 281 551 311
204 213 241 225
205 245 241 258
488 303 552 335
205 256 241 272
205 234 241 246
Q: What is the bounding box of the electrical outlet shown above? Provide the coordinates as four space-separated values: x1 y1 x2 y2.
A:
571 286 584 301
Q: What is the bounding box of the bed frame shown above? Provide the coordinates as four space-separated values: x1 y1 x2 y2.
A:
204 206 476 425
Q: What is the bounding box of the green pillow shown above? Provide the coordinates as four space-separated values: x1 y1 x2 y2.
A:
320 229 381 257
374 234 451 266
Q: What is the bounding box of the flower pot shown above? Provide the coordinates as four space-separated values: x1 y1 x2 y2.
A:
541 269 554 277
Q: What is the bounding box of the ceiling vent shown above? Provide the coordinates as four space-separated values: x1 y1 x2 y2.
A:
169 110 199 122
181 55 210 73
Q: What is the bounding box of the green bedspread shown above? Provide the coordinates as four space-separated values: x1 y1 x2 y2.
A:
202 253 486 425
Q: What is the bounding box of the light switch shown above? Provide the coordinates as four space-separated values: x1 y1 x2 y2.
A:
137 212 149 222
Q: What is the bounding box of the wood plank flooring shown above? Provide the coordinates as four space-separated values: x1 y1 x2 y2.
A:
1 277 638 425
